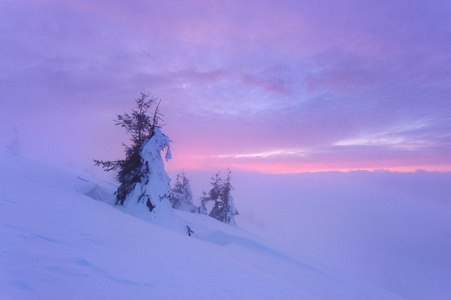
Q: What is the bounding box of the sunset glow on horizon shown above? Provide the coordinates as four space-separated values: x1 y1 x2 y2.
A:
1 0 450 174
166 152 451 174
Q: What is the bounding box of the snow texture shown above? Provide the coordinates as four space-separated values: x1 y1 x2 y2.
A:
0 153 405 300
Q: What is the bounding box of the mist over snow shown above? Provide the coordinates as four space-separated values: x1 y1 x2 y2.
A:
183 169 451 299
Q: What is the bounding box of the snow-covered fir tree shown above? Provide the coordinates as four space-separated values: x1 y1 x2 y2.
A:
170 172 197 213
94 93 186 233
204 169 238 225
94 93 162 205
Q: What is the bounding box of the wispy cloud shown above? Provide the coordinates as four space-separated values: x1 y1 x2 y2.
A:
1 0 450 172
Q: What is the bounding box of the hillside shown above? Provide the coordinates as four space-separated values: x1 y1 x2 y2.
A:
0 153 404 299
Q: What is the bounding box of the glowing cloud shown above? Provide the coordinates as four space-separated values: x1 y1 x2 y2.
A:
0 0 450 173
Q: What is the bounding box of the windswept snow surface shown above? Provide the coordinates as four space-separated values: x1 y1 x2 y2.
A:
0 153 402 300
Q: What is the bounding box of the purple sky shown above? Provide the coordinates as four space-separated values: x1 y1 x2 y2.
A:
1 0 451 173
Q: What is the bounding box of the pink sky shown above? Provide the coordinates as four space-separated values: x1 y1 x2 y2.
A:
1 0 450 173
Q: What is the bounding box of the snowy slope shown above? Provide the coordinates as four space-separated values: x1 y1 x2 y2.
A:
0 154 403 300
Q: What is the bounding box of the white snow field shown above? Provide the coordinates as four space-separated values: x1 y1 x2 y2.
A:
0 153 404 300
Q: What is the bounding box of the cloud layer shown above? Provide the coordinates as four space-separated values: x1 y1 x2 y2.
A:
1 0 450 172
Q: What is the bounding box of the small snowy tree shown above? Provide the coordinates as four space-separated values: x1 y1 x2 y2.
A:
170 172 197 213
94 93 185 233
196 191 208 215
204 169 238 225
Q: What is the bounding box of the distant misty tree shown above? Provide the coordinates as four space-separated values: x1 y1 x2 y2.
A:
203 169 238 225
170 172 197 213
196 191 208 215
94 93 186 234
5 127 21 157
